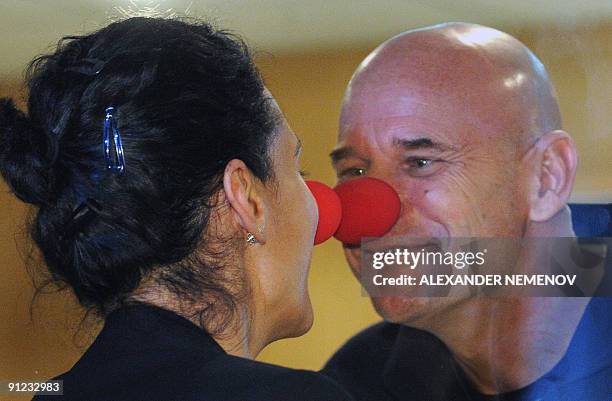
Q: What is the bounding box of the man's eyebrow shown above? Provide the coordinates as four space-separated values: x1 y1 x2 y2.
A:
329 146 353 165
393 137 451 151
294 136 302 158
329 137 452 165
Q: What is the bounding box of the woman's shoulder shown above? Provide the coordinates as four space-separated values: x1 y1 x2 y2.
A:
36 356 355 401
194 354 356 401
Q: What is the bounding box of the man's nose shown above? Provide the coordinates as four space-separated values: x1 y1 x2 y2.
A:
363 169 414 237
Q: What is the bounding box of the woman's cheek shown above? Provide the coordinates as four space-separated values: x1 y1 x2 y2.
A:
307 187 318 238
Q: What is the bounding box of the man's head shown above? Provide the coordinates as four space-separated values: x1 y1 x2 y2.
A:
331 22 578 323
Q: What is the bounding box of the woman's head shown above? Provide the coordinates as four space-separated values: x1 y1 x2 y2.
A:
0 17 317 348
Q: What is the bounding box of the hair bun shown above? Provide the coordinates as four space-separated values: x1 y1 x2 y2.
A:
0 98 54 206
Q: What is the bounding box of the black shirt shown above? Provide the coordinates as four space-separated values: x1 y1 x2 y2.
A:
34 303 354 401
322 297 612 401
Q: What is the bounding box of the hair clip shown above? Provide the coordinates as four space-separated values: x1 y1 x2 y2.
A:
103 107 125 174
60 198 103 242
64 58 106 76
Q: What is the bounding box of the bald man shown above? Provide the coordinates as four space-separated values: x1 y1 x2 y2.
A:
322 23 611 401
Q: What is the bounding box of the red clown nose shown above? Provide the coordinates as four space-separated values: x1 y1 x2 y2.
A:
305 177 401 246
305 180 342 245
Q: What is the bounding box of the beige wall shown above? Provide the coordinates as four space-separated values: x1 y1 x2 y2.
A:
516 23 612 202
0 24 610 400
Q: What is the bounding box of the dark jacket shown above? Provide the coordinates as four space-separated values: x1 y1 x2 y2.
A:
34 303 354 401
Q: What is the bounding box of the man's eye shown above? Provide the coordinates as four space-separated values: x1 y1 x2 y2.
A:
403 157 444 177
410 158 433 169
339 167 367 177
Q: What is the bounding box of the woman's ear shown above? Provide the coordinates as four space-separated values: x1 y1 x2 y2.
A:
222 159 267 244
526 130 578 222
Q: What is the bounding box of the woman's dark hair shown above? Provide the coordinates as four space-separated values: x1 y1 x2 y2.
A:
0 17 279 331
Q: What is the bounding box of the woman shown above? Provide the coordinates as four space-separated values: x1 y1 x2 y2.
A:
0 17 353 401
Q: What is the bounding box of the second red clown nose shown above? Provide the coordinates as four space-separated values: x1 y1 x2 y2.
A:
305 177 401 246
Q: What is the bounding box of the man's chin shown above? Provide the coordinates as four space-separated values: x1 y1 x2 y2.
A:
369 295 431 324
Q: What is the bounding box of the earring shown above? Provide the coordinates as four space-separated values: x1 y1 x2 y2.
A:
246 232 258 245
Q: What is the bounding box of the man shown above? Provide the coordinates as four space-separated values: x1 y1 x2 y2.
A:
323 23 611 400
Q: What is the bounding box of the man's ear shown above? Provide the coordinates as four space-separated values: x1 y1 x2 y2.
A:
526 130 578 222
222 159 267 244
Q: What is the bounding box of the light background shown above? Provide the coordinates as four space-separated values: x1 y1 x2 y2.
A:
0 1 610 399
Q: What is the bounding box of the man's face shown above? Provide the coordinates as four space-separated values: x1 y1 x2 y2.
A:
332 73 532 323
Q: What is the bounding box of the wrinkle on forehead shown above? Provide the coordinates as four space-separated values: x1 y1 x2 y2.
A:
340 23 563 151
